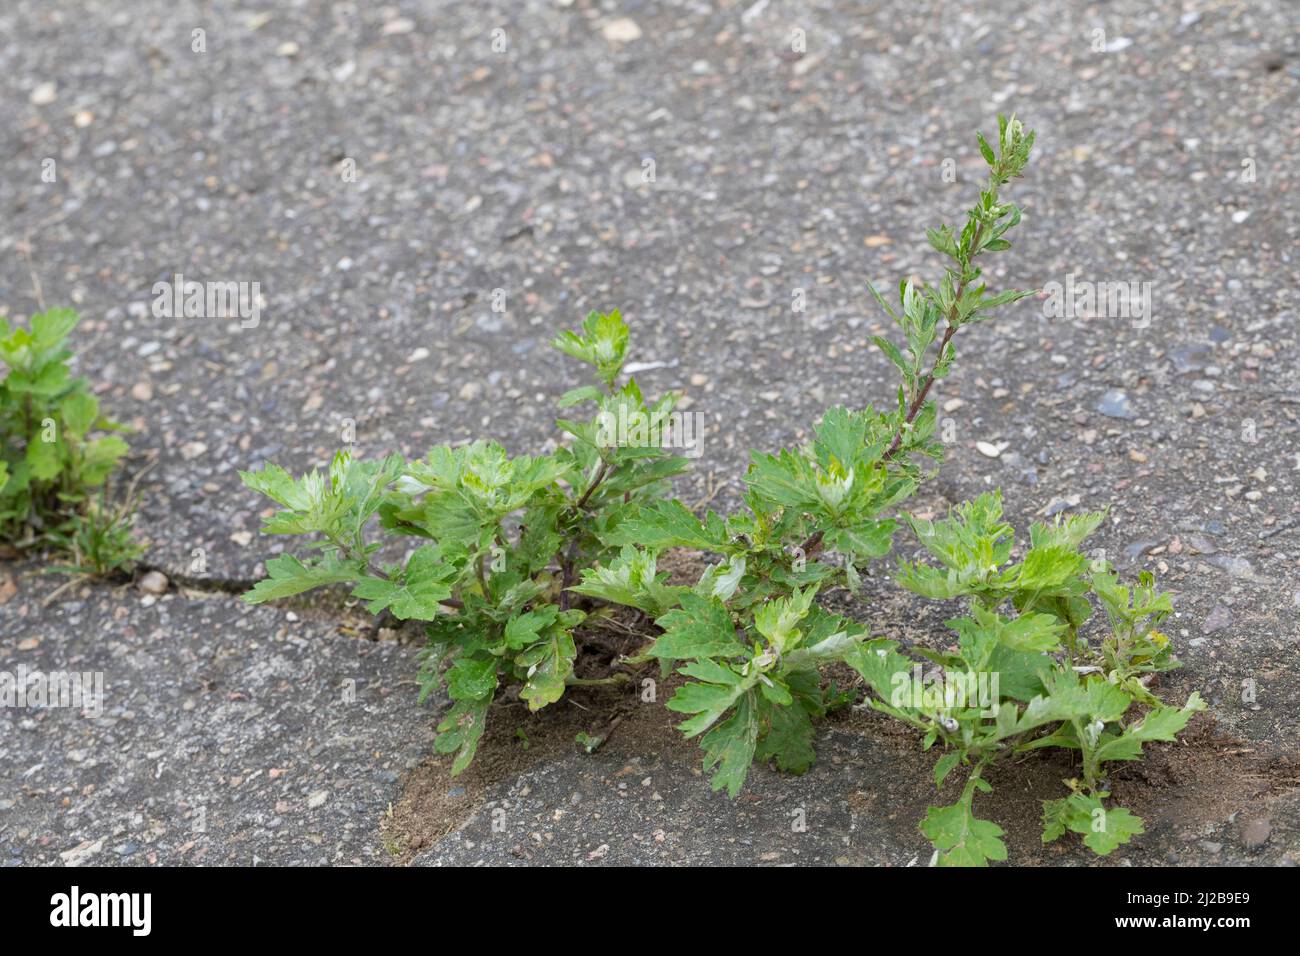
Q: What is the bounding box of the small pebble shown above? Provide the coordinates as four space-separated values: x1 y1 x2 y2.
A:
1202 605 1232 634
601 18 642 43
30 82 57 105
1096 389 1135 420
137 570 169 595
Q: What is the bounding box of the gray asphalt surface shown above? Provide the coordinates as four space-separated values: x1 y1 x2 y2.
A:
1 0 1296 865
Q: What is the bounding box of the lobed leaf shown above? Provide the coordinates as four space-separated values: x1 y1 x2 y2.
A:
244 553 364 603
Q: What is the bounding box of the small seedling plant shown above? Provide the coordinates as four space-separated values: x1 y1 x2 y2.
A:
851 492 1204 864
244 117 1204 863
0 308 139 573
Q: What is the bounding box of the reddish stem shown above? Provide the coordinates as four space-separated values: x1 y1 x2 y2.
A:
557 459 614 610
800 222 986 558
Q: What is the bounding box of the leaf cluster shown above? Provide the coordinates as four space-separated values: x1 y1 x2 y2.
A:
242 309 688 771
573 116 1047 796
0 308 137 573
851 490 1204 864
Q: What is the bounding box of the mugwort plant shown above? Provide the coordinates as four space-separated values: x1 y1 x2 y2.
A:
0 308 140 575
242 309 690 771
243 117 1204 863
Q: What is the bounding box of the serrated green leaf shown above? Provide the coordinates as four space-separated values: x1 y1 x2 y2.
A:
517 624 577 711
601 498 728 551
708 554 746 602
667 660 756 739
436 695 492 775
699 690 759 797
557 385 604 408
504 605 561 650
996 611 1067 653
1042 792 1144 855
25 434 62 481
570 545 682 617
60 392 98 438
349 545 455 620
78 436 129 486
1084 803 1144 854
30 307 80 352
243 553 363 603
446 655 499 701
872 336 911 382
934 750 962 787
825 518 896 561
865 278 898 323
241 463 315 512
753 586 817 654
755 693 816 774
552 309 629 387
647 595 743 660
1093 693 1205 764
922 797 1007 867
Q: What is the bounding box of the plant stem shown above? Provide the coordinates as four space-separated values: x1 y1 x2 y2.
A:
882 219 985 462
573 459 612 512
800 215 994 559
554 459 616 610
956 757 991 809
327 533 383 577
566 673 632 687
883 325 957 460
1072 716 1100 790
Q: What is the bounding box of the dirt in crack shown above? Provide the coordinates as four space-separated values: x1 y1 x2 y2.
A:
379 637 689 864
839 700 1295 864
379 556 712 864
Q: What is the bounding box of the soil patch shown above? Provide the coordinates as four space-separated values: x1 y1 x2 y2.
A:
380 615 694 862
836 702 1297 864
